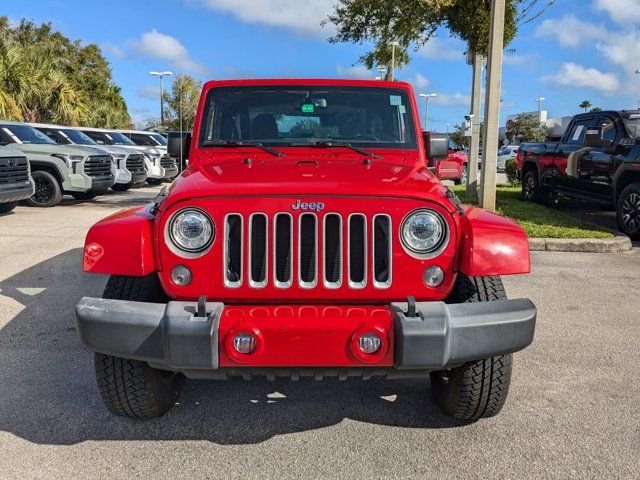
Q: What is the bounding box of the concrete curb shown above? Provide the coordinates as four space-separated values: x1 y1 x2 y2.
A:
529 236 633 253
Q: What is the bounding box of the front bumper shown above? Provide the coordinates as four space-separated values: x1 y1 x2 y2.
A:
163 165 179 179
88 175 116 192
114 168 132 185
0 179 34 203
75 298 536 375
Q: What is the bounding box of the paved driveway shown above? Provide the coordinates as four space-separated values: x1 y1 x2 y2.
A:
0 186 638 479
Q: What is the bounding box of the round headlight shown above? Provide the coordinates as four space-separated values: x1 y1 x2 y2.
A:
401 209 447 254
169 208 214 253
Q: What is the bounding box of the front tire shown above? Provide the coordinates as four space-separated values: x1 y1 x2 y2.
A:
111 183 131 192
0 201 18 214
617 183 640 240
94 275 184 419
146 178 162 186
27 171 62 207
521 170 541 203
454 165 468 185
431 275 513 421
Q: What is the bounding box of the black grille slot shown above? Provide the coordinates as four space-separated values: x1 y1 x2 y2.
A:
299 214 317 285
0 157 29 184
161 156 176 168
274 214 292 285
84 156 112 177
349 215 366 286
374 215 391 285
324 214 342 286
225 214 243 286
250 214 267 286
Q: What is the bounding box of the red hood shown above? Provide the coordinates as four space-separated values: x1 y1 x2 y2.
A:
163 149 455 214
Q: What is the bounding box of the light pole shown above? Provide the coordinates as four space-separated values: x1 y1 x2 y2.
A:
635 70 640 109
446 123 450 134
376 65 387 81
390 41 400 81
149 70 173 129
535 97 545 122
419 93 437 130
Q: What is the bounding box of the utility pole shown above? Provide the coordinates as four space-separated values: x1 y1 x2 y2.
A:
390 41 399 81
467 52 484 198
419 93 437 130
536 97 545 122
149 71 173 130
479 0 505 212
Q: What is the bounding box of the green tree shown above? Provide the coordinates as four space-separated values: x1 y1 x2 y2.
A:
0 17 130 127
449 123 469 149
590 107 602 113
327 0 555 77
161 74 203 132
579 100 592 112
507 113 547 142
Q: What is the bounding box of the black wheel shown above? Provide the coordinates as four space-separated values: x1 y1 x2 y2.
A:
521 170 540 203
454 165 468 185
617 183 640 240
111 183 131 192
0 201 18 214
94 275 183 419
146 178 162 186
27 171 62 207
430 275 513 421
71 191 99 201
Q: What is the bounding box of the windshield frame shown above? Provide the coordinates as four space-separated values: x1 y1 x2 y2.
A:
198 84 419 151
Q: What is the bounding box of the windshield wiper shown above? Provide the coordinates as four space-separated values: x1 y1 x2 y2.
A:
202 140 285 157
289 141 383 160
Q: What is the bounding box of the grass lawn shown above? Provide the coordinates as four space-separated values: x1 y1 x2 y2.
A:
452 185 615 239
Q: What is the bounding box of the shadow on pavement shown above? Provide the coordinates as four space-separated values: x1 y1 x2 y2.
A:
0 249 462 446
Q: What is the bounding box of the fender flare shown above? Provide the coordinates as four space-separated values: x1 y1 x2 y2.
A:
612 162 640 201
457 206 531 277
83 205 157 276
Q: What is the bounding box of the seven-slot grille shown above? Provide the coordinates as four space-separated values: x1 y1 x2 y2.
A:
126 154 145 174
84 155 112 177
0 156 29 184
223 212 392 289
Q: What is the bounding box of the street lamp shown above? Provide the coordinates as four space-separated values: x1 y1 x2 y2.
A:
419 93 437 130
535 96 545 122
376 65 387 81
149 70 173 129
389 41 400 81
635 70 640 109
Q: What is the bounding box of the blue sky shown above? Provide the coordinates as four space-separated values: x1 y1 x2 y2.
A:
5 0 640 130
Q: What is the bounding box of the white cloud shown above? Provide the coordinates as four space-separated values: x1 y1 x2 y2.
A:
130 29 208 75
410 73 431 90
137 85 161 101
432 92 471 107
598 31 640 71
418 37 464 61
595 0 640 26
196 0 335 37
535 14 608 47
541 62 621 94
103 43 125 59
336 65 374 79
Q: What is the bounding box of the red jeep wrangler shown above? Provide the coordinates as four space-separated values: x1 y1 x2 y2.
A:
76 79 536 421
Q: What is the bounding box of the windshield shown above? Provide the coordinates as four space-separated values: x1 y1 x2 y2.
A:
1 124 56 144
199 86 418 149
60 129 96 145
150 133 167 146
86 130 136 146
621 112 640 139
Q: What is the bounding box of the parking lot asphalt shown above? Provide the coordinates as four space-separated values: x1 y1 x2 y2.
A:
0 185 639 480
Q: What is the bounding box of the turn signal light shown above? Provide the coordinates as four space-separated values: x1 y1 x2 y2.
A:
233 333 257 354
358 333 381 354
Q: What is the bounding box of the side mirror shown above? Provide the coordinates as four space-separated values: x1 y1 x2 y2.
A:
584 126 613 148
426 133 449 161
168 132 191 160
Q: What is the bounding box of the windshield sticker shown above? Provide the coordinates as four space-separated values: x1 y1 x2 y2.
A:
301 103 315 113
572 125 584 141
628 113 640 119
398 105 406 114
389 95 402 106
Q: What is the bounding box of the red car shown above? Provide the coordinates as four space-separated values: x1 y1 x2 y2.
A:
75 79 536 421
423 131 468 184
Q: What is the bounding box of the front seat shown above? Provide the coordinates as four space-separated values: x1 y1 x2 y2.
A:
251 114 278 140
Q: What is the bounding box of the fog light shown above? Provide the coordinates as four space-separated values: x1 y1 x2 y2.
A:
423 266 444 287
358 333 381 354
233 333 257 354
170 265 192 286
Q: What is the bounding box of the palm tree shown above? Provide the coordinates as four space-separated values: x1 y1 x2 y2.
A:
579 100 592 113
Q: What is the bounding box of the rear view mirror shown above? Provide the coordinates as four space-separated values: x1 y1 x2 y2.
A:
584 126 613 148
168 132 191 161
426 133 449 161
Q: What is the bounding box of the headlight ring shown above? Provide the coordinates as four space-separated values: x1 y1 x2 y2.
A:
400 209 449 257
167 208 215 255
